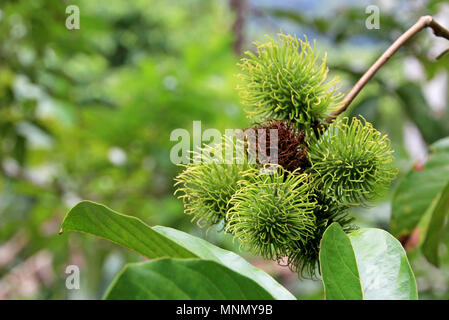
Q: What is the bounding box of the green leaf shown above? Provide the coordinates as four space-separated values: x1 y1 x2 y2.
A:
104 258 275 300
421 181 449 267
61 201 296 300
320 223 418 300
348 228 418 300
60 200 196 259
153 226 296 300
396 83 449 144
320 223 364 300
391 137 449 237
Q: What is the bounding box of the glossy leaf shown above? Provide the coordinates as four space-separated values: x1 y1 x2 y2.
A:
391 137 449 237
349 228 418 300
61 201 295 300
320 223 418 300
104 258 275 300
153 226 296 300
60 200 196 259
421 181 449 266
320 223 363 300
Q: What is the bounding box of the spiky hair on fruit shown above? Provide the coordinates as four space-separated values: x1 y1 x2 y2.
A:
226 167 317 265
237 33 342 130
174 137 256 228
174 30 401 279
287 191 355 276
307 117 398 206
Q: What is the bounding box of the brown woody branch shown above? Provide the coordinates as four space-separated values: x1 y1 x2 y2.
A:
326 15 449 123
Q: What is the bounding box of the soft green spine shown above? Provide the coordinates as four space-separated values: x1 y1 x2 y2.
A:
307 117 398 206
237 33 342 130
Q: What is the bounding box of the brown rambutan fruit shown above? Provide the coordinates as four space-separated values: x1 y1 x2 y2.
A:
244 120 310 173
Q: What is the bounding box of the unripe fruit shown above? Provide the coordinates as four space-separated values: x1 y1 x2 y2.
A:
237 33 342 130
307 117 398 206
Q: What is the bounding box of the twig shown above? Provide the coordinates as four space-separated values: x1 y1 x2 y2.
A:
436 48 449 60
326 15 449 123
230 0 248 54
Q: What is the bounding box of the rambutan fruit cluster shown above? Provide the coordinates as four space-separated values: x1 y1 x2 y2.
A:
174 33 398 277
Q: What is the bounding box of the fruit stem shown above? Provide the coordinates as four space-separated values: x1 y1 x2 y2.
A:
327 15 449 123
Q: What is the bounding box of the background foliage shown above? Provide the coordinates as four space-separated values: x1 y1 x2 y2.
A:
0 0 448 299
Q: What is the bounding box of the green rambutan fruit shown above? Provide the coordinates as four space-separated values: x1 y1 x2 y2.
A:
175 29 402 278
225 167 317 264
287 191 355 277
237 33 342 130
174 137 256 228
307 116 398 206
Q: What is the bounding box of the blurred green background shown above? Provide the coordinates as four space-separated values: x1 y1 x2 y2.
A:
0 0 448 299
